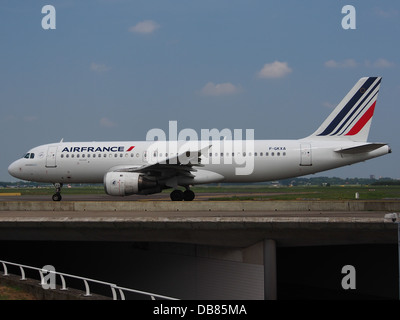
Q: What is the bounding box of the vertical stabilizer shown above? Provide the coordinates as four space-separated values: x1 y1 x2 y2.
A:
307 77 382 142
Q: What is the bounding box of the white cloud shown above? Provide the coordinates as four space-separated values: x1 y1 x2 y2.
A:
374 8 399 18
369 58 395 68
90 62 111 73
100 117 116 128
23 116 38 122
324 59 358 68
325 58 395 69
129 20 160 34
322 102 336 109
257 61 292 79
201 82 242 96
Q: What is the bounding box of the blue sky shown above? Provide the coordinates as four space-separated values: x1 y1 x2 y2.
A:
1 0 399 181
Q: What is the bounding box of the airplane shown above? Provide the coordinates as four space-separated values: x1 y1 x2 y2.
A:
8 77 391 201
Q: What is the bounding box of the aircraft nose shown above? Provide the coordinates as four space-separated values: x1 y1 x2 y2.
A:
8 161 20 178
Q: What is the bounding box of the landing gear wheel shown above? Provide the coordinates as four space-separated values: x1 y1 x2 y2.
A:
52 183 63 201
52 193 62 201
183 190 195 201
170 190 184 201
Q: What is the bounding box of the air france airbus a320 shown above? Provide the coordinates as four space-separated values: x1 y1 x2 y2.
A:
8 77 391 201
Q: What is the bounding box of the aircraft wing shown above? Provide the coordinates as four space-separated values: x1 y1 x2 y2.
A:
113 144 212 179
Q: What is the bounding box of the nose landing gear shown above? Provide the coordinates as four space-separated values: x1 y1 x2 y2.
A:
52 183 63 201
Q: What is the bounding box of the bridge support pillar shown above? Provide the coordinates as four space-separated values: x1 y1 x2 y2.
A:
264 239 277 300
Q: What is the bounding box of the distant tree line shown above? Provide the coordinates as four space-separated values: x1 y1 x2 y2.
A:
0 181 98 188
278 177 400 186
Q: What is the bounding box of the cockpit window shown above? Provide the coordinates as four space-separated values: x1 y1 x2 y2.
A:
23 153 35 159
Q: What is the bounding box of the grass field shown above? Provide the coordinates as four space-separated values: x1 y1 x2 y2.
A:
0 284 36 300
1 184 400 201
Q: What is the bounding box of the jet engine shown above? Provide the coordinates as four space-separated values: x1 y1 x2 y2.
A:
104 172 161 196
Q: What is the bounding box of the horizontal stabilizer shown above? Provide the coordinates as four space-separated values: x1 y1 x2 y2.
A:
334 143 387 154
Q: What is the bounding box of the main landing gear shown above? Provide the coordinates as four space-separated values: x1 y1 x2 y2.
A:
170 188 195 201
52 183 63 201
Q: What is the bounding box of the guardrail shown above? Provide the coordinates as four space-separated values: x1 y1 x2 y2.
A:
0 259 178 300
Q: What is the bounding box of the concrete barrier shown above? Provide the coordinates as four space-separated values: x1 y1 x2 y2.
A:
1 200 400 212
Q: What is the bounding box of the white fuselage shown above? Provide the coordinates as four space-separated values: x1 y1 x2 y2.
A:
8 139 390 185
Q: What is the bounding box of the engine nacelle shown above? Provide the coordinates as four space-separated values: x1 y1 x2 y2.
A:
104 172 160 196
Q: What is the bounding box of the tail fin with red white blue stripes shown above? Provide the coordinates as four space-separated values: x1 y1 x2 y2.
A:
307 77 382 142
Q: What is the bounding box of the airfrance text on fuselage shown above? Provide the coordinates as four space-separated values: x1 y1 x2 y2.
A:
61 146 128 153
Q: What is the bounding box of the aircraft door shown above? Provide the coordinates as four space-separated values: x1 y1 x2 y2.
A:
46 146 58 168
300 143 312 166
